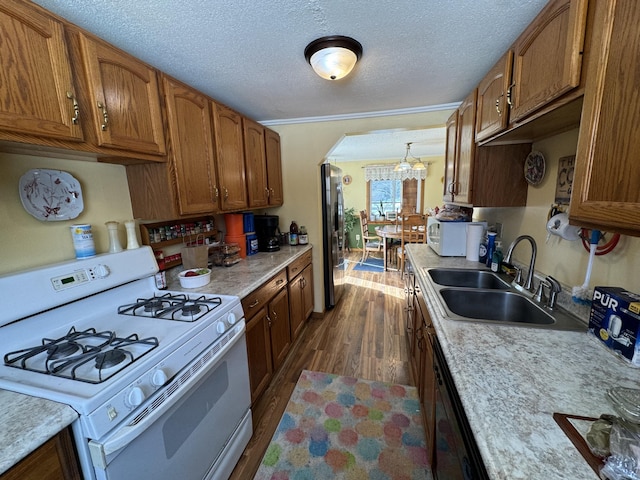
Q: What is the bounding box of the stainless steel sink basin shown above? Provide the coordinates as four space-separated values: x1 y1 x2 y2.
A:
426 268 510 290
425 268 586 331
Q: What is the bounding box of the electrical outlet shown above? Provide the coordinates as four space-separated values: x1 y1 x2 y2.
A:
355 234 361 241
495 222 503 238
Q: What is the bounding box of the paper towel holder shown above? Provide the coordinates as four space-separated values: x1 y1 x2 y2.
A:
546 213 580 241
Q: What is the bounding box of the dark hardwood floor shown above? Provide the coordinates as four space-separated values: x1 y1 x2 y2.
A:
230 251 412 479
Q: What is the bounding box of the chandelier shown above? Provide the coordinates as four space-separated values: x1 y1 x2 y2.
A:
394 142 426 171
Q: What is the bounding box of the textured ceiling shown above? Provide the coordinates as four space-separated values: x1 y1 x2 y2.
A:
32 0 549 125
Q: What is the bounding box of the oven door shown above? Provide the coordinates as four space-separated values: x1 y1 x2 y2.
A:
88 328 251 480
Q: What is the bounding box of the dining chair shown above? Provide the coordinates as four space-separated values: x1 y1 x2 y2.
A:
396 214 427 275
359 210 383 264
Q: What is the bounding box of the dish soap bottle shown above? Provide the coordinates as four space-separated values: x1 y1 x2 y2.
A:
485 232 497 267
491 240 503 272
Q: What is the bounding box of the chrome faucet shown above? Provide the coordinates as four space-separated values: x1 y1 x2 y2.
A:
504 235 537 292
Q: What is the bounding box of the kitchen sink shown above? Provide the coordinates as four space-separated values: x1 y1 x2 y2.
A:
426 268 511 290
425 268 586 331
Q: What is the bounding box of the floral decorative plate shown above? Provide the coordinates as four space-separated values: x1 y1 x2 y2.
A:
524 151 546 186
19 169 84 221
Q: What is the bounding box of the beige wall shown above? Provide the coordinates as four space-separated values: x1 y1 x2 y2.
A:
0 152 133 274
268 109 455 313
476 128 639 293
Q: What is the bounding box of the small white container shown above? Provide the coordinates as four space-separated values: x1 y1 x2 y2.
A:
178 268 211 288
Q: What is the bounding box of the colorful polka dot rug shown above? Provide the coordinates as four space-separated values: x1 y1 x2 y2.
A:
254 370 430 480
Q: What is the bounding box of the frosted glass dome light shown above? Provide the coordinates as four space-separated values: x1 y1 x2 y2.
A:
304 36 363 81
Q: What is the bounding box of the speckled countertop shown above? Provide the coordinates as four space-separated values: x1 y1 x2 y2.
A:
0 390 77 475
0 245 312 475
165 244 313 298
406 243 640 480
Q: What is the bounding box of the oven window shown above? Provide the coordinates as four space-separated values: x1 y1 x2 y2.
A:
162 361 229 458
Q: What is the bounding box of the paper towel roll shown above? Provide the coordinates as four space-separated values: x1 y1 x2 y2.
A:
466 224 484 261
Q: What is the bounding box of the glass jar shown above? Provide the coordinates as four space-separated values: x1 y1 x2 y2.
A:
299 226 308 245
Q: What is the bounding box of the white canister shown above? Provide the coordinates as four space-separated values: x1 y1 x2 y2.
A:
70 224 96 258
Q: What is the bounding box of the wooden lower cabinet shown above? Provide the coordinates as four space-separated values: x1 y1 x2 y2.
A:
242 270 291 403
288 250 314 341
1 427 81 480
413 288 436 467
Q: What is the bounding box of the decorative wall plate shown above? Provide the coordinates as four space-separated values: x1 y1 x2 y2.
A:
19 169 84 221
342 174 352 185
524 151 546 186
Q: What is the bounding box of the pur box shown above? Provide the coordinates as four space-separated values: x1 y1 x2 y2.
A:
588 287 640 366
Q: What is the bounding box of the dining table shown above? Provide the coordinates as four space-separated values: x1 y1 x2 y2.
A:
374 225 403 271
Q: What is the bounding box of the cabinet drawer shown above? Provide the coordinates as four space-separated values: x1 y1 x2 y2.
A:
287 251 312 280
242 270 287 317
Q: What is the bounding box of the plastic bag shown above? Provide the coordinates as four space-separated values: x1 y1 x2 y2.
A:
600 418 640 480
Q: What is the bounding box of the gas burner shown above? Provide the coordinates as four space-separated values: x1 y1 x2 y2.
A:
95 349 127 369
4 327 159 384
181 302 202 316
47 342 81 360
144 299 165 314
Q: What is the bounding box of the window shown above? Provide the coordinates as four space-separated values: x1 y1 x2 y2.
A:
364 165 426 219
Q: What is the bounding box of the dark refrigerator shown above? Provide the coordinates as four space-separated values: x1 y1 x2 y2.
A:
321 163 345 309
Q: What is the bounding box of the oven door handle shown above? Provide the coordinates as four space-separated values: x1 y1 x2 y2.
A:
88 325 245 469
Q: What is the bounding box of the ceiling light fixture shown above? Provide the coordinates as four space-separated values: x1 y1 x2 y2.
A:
304 36 363 81
394 142 426 171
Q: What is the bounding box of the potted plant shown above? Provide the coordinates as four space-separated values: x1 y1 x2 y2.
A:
343 207 359 251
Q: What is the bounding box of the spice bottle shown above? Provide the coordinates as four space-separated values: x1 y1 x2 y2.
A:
299 226 308 245
289 221 299 246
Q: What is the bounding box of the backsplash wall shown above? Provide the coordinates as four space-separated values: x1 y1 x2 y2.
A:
0 152 134 275
476 129 639 293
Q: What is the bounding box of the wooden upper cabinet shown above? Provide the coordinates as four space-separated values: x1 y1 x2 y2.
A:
569 0 640 236
452 90 477 205
265 128 284 206
243 118 269 208
443 110 458 203
509 0 589 123
163 76 219 215
77 33 166 156
475 51 513 142
0 0 83 141
211 102 248 211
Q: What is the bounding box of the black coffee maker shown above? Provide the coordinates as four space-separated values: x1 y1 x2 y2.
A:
255 215 280 252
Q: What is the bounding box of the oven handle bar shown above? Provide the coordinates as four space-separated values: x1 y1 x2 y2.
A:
88 324 245 469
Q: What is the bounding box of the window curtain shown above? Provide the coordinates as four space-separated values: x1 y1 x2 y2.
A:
364 165 427 181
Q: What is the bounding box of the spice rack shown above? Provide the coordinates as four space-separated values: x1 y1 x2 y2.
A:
139 216 217 270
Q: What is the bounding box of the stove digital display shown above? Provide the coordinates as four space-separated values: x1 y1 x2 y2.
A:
51 270 89 291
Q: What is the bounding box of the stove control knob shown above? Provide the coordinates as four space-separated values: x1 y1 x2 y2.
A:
125 387 145 408
93 264 110 279
216 322 226 334
150 369 168 388
227 312 237 325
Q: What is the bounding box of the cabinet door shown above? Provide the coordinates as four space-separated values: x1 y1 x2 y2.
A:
301 263 314 320
269 288 291 371
416 292 435 467
245 307 273 404
78 33 165 155
0 1 83 141
265 128 284 206
243 118 269 208
288 275 304 342
475 51 513 142
509 0 588 122
443 110 458 203
453 90 477 205
211 102 248 211
163 76 219 215
0 427 81 480
569 0 640 235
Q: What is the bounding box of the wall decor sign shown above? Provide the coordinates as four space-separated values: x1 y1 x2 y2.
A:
19 169 84 221
555 155 575 204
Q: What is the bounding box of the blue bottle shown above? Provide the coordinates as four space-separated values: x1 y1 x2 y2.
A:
485 232 497 267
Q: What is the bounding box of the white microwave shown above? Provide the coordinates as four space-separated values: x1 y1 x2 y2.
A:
427 217 487 257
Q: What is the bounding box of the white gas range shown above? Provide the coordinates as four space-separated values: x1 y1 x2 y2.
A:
0 247 252 480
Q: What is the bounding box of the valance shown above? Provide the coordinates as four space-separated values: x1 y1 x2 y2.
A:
364 164 427 181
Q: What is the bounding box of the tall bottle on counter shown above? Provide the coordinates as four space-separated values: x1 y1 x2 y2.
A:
289 220 299 246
